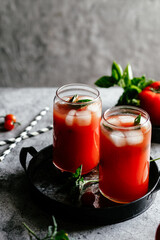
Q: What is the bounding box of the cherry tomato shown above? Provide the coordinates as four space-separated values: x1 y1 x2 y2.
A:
4 119 15 131
139 81 160 126
5 114 16 123
156 224 160 240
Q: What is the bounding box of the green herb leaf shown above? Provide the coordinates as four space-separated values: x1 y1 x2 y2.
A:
123 64 133 80
102 123 113 131
112 61 123 81
55 231 70 240
57 165 99 203
142 79 154 89
94 61 155 106
71 165 83 181
122 64 132 88
23 216 70 240
112 69 119 81
68 95 78 103
75 99 92 103
117 86 141 106
68 97 92 109
118 78 126 88
69 166 99 194
134 114 141 125
95 76 116 88
58 165 84 202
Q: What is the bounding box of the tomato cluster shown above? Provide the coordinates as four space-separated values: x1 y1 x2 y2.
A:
1 114 20 131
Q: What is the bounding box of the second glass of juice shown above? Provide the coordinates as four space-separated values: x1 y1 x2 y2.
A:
53 83 102 174
99 106 151 204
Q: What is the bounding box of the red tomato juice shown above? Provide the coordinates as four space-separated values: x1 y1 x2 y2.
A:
99 112 151 203
53 97 101 174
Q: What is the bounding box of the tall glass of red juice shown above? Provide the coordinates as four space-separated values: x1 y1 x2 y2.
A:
53 83 102 174
99 106 151 204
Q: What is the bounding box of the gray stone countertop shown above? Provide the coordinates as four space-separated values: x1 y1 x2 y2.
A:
0 87 160 240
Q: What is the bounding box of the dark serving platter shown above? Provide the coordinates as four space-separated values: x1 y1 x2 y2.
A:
152 126 160 143
20 145 160 225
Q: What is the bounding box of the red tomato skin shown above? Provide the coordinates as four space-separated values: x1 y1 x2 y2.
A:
5 114 16 123
4 120 15 131
139 81 160 126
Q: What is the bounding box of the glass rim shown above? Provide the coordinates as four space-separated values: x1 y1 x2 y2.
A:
55 83 101 105
102 105 150 131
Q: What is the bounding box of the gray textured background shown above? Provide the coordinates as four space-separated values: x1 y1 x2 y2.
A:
0 0 160 87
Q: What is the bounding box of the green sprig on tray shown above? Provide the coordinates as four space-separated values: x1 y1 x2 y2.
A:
59 165 99 203
58 165 84 202
68 165 84 201
95 61 154 106
23 216 70 240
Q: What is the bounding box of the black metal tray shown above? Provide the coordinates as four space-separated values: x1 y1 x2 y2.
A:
20 145 160 225
152 126 160 143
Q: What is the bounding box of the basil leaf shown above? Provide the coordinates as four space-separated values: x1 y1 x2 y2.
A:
130 85 142 94
68 98 92 109
130 98 140 106
102 124 113 131
112 61 123 81
72 165 83 179
123 64 133 80
123 64 132 88
140 79 154 90
95 61 155 107
134 114 141 125
76 99 92 103
117 86 141 106
118 78 126 88
69 95 78 103
131 76 153 91
95 76 116 88
55 230 70 240
112 69 119 81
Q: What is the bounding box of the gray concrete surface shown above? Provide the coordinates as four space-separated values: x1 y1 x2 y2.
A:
0 0 160 87
0 87 160 240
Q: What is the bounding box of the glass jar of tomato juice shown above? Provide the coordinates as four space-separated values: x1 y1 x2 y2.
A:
99 106 151 204
53 83 102 174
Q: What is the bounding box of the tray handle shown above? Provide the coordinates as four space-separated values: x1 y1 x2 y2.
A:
20 147 38 173
154 171 160 192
